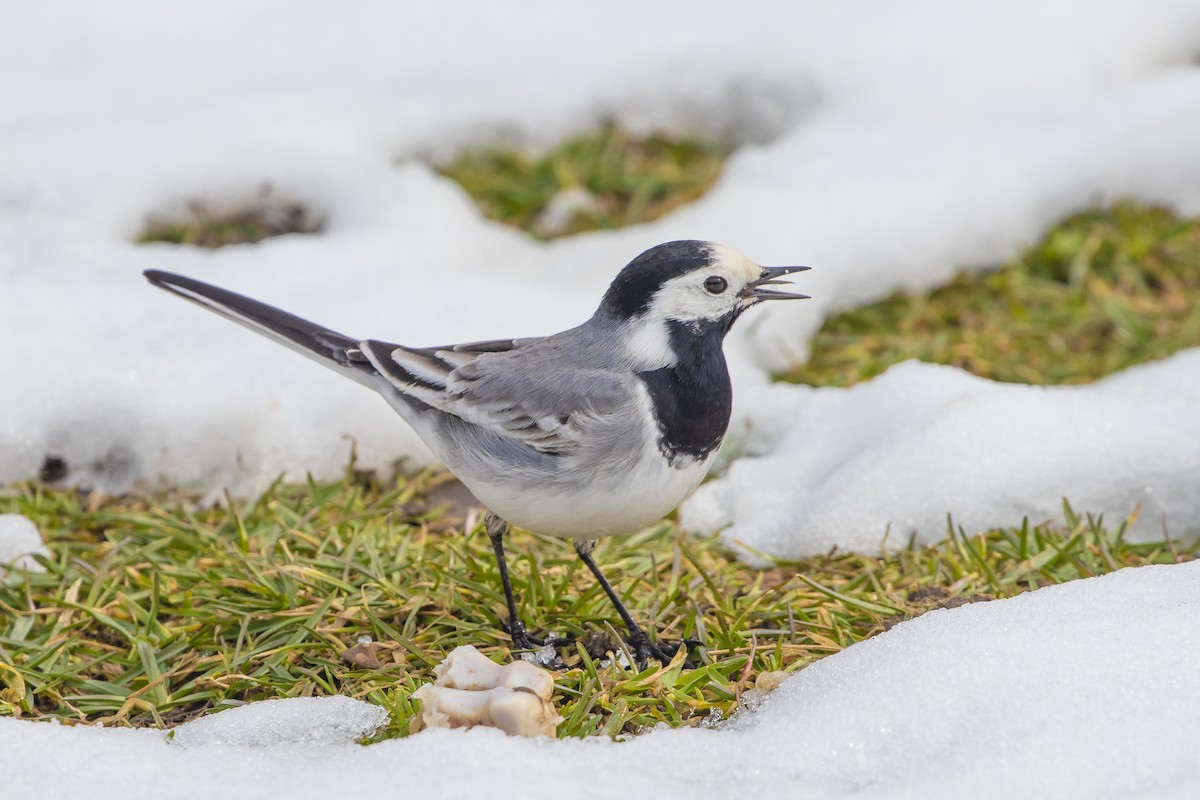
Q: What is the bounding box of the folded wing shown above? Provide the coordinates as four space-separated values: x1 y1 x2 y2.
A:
361 339 628 455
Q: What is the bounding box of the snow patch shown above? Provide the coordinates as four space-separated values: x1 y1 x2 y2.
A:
167 696 388 748
688 352 1200 558
0 514 48 572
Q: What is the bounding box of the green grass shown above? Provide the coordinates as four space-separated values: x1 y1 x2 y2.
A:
785 202 1200 387
437 124 728 238
1 477 1193 737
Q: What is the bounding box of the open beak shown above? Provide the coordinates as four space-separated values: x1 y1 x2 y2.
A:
740 265 811 300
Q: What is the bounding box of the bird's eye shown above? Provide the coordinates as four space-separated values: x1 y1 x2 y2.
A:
703 276 728 294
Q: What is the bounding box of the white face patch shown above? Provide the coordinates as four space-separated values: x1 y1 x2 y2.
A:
644 243 762 326
622 314 675 370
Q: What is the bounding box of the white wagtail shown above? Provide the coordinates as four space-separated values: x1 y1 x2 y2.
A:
144 241 808 666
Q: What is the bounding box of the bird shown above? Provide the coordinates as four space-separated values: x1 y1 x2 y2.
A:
144 241 809 667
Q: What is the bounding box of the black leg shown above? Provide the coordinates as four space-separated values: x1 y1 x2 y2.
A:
486 512 540 650
485 513 568 668
573 539 690 667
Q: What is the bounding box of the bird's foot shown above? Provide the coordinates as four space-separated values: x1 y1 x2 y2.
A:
626 631 703 670
504 620 571 670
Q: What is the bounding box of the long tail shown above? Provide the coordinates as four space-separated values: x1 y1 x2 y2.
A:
143 270 379 387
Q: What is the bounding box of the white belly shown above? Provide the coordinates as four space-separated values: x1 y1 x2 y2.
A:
465 444 715 540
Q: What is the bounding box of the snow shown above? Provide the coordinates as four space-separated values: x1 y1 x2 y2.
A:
0 514 49 572
685 351 1200 559
3 561 1197 798
166 696 388 748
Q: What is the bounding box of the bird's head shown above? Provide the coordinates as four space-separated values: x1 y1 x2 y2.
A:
595 241 809 365
598 241 809 325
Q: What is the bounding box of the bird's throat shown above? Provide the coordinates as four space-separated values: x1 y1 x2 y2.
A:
636 319 732 467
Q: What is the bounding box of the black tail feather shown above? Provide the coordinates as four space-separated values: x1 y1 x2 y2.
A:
143 270 377 383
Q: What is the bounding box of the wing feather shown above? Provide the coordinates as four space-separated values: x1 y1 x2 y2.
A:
360 337 624 455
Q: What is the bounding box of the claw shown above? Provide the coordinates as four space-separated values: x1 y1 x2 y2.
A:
626 631 703 670
504 618 541 650
505 620 571 670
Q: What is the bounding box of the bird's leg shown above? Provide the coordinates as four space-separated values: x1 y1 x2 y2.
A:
573 539 696 668
485 512 543 652
485 513 571 670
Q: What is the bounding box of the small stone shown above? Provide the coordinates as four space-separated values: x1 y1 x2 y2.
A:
755 670 790 693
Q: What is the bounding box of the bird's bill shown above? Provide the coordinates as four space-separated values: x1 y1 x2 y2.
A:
741 265 811 300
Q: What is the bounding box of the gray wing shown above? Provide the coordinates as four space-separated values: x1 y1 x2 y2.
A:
360 338 630 454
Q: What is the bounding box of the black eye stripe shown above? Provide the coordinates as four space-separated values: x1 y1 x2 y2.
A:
703 276 728 294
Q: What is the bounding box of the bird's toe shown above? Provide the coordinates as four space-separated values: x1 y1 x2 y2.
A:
505 624 572 669
627 632 703 670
